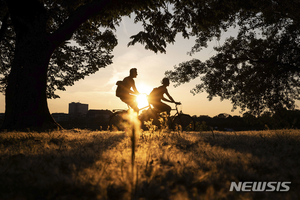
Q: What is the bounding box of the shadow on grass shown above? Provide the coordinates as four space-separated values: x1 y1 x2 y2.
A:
166 131 300 199
1 130 299 199
200 130 300 176
0 131 126 199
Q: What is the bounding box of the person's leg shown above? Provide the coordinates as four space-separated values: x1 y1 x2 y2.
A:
120 95 139 113
128 95 139 112
160 102 171 115
150 101 161 113
152 101 171 116
129 101 139 113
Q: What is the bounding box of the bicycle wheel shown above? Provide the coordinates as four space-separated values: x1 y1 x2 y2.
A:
109 111 129 131
139 108 160 130
172 114 195 131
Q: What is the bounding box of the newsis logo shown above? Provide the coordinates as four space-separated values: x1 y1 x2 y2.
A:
230 182 291 192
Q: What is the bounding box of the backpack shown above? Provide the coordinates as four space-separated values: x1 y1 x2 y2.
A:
150 87 158 96
149 87 161 101
116 81 124 97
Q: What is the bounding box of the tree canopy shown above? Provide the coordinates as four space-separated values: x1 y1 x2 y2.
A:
165 0 300 115
0 0 250 99
1 0 299 130
1 0 139 98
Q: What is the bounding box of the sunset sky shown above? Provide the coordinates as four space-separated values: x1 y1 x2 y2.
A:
0 16 248 117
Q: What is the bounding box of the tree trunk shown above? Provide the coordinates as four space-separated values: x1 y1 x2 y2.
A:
1 35 61 131
1 0 62 131
1 0 112 131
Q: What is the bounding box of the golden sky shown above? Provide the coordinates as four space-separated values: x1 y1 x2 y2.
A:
0 16 245 117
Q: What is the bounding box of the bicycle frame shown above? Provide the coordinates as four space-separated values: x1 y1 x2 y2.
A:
109 96 195 131
171 104 182 116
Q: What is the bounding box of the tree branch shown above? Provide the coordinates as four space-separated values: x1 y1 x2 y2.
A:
0 13 9 43
48 0 112 47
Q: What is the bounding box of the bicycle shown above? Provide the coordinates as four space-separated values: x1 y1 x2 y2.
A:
140 103 195 131
109 94 151 131
169 103 195 131
109 97 195 131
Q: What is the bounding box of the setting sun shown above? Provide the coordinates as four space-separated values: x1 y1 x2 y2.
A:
136 82 153 109
136 82 153 95
136 94 149 109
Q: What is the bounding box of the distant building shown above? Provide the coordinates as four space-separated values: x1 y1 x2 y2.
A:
69 102 88 115
52 113 69 122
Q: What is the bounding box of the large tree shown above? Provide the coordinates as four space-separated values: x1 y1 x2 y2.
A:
0 0 246 131
2 0 297 130
0 0 163 130
166 0 300 115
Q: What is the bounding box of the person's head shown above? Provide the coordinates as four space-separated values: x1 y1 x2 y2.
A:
161 78 170 86
129 68 138 78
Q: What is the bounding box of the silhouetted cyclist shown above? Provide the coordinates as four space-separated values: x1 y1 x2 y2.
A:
116 68 140 112
148 78 180 116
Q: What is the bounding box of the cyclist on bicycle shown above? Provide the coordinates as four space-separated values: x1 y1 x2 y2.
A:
116 68 140 112
148 78 180 116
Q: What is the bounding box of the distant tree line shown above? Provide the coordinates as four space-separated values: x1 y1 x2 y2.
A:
193 109 300 131
1 108 299 131
55 115 110 131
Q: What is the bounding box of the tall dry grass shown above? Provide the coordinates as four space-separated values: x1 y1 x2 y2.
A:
0 128 299 199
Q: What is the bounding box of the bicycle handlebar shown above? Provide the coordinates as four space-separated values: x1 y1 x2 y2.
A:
171 102 182 112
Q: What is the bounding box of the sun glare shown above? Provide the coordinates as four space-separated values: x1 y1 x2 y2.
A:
136 94 149 109
136 82 153 109
137 82 153 94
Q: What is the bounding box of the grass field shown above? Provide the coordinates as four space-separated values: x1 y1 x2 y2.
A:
0 128 299 199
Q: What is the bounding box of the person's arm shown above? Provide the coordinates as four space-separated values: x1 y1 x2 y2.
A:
163 90 180 104
130 79 139 95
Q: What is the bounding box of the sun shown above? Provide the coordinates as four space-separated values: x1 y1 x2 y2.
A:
136 82 153 109
136 94 149 109
136 82 153 94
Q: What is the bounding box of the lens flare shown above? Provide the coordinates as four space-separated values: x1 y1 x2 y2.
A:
136 94 148 109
